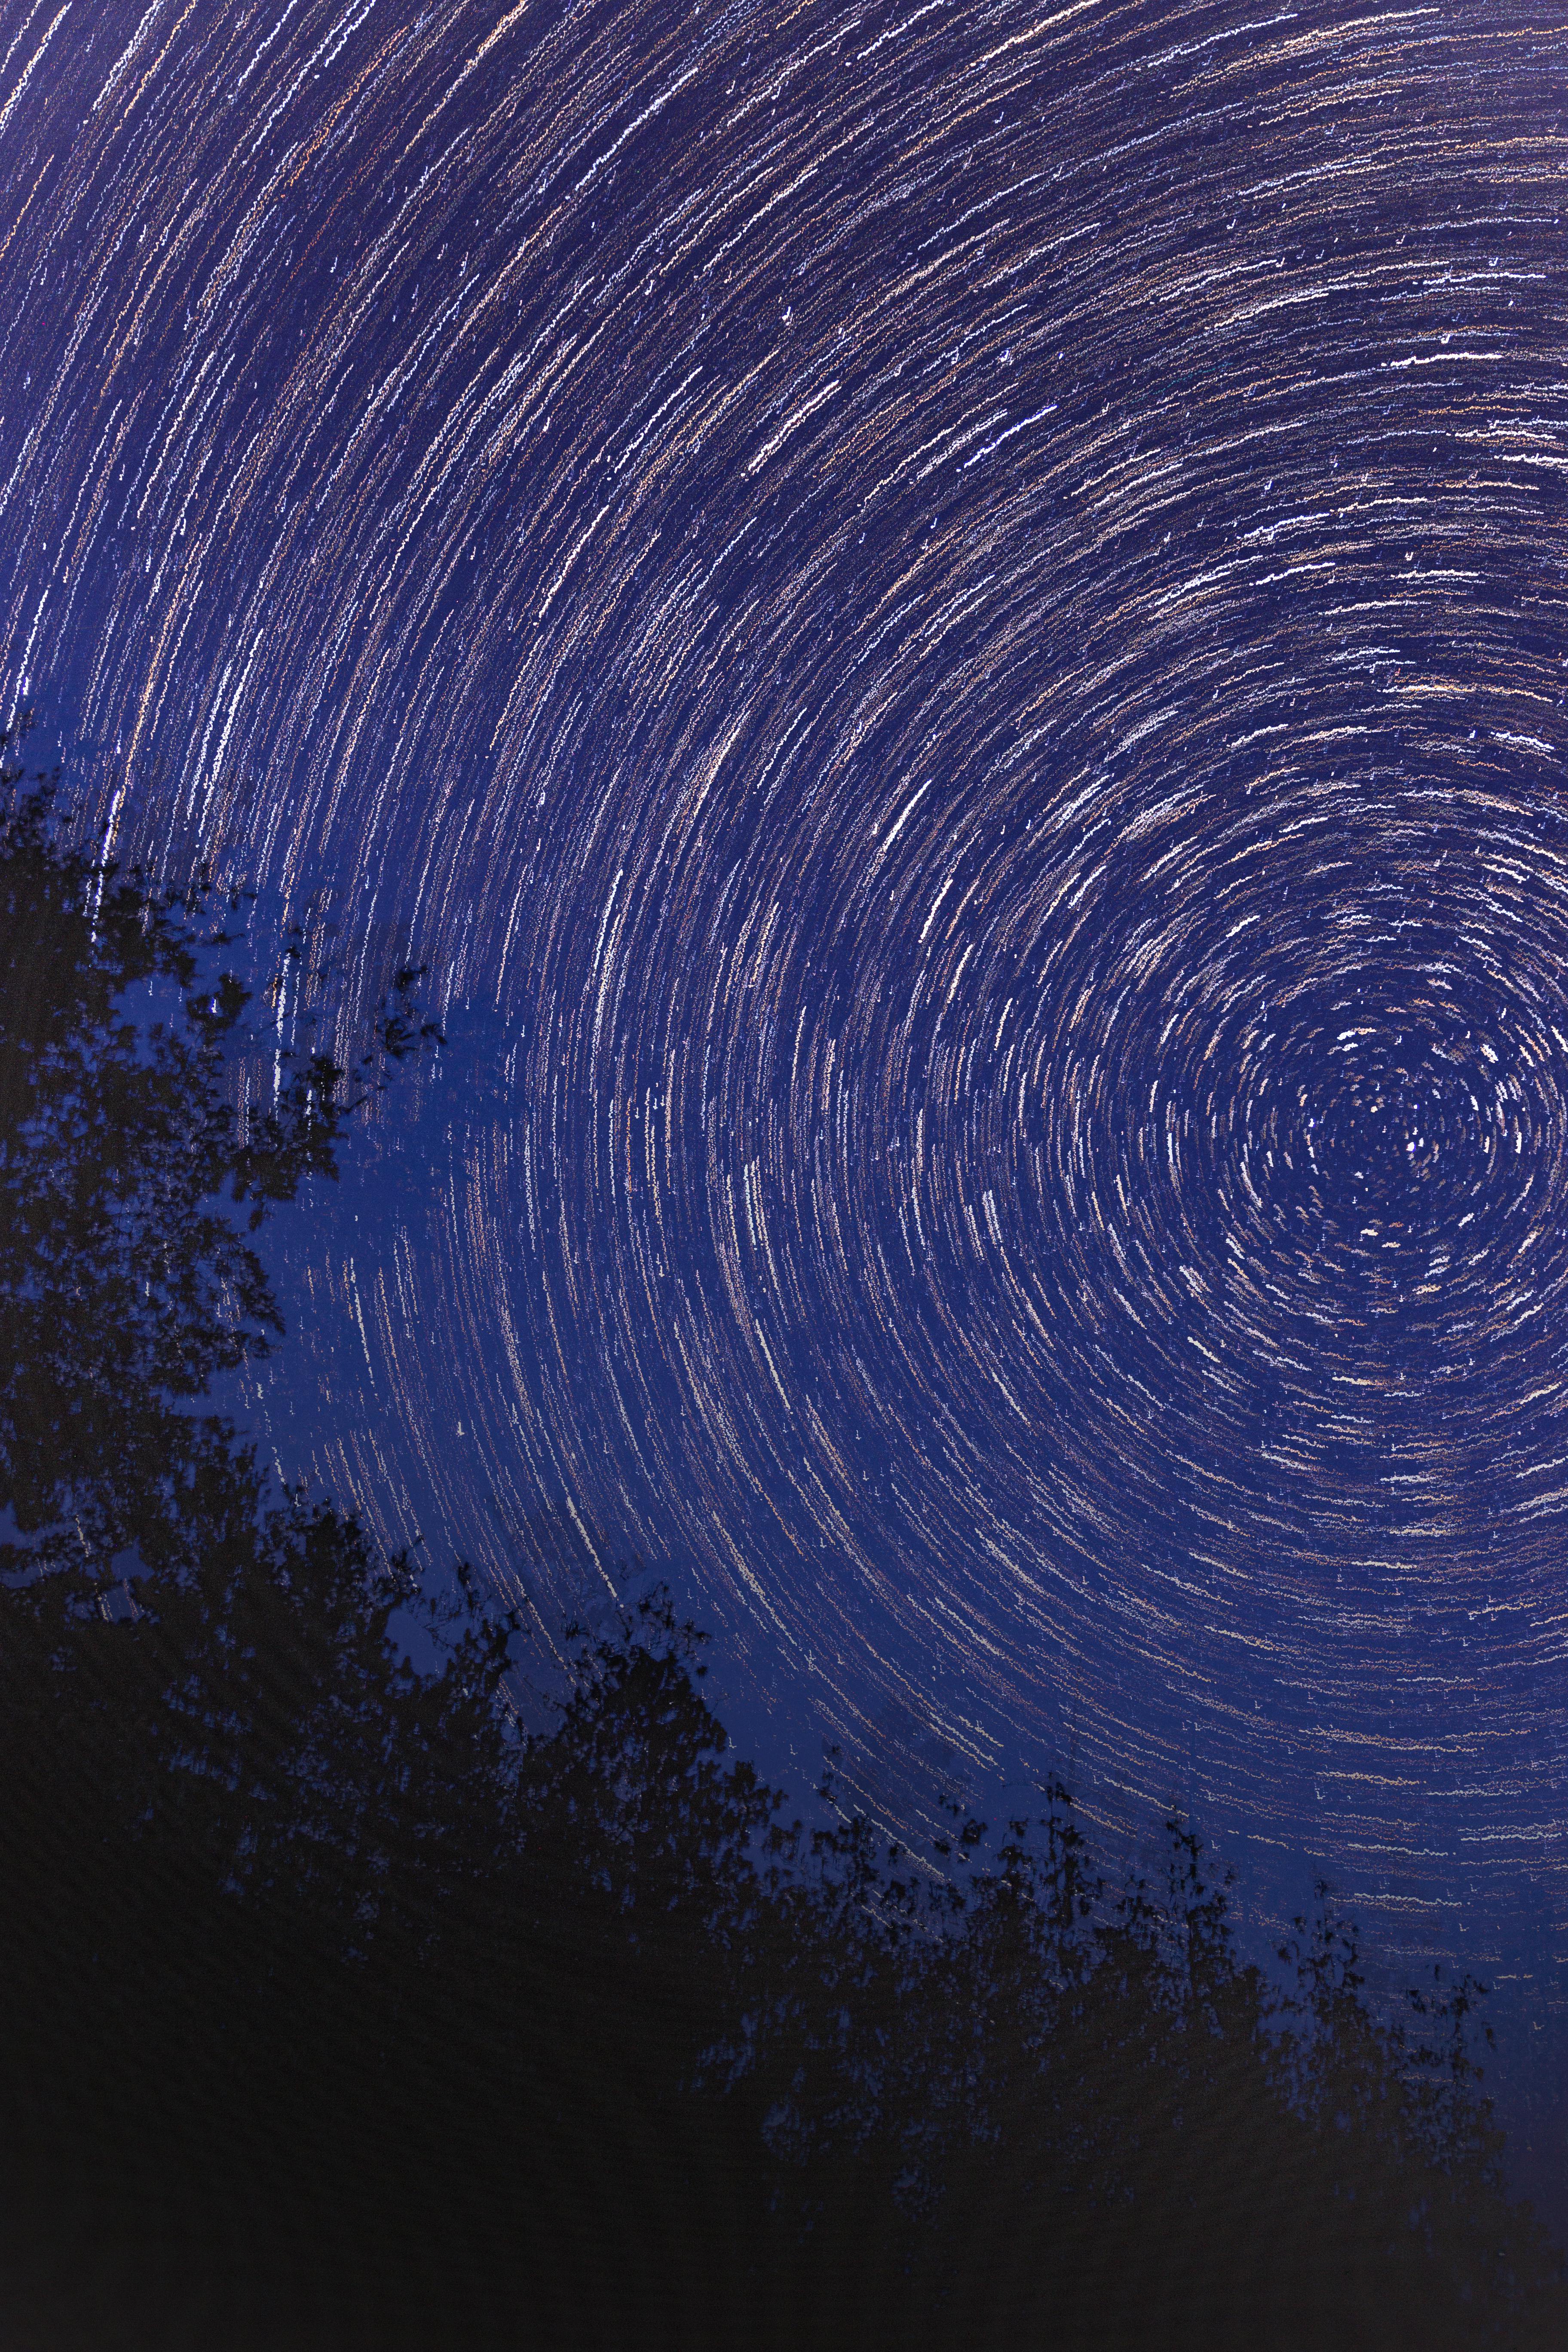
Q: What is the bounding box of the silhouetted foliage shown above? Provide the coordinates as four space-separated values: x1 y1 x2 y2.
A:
0 734 439 1583
717 1808 1565 2352
0 766 1562 2350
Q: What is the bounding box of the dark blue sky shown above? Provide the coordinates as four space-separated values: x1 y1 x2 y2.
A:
4 0 1568 2227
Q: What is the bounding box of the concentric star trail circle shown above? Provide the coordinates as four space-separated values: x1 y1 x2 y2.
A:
5 0 1568 1923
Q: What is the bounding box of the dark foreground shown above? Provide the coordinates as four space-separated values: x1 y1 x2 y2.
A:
1 766 1562 2350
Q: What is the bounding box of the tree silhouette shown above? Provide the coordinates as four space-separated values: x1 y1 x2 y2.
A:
704 1798 1566 2352
0 753 1561 2350
0 740 438 1586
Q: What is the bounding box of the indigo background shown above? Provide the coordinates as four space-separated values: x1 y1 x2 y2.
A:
3 0 1566 2222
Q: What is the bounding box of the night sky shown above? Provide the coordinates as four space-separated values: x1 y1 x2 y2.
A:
5 0 1568 2210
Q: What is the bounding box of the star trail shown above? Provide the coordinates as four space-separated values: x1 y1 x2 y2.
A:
5 0 1568 2098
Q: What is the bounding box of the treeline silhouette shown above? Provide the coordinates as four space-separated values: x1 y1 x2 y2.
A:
1 752 1562 2351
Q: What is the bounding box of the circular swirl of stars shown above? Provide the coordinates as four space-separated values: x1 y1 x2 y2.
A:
5 0 1568 1912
